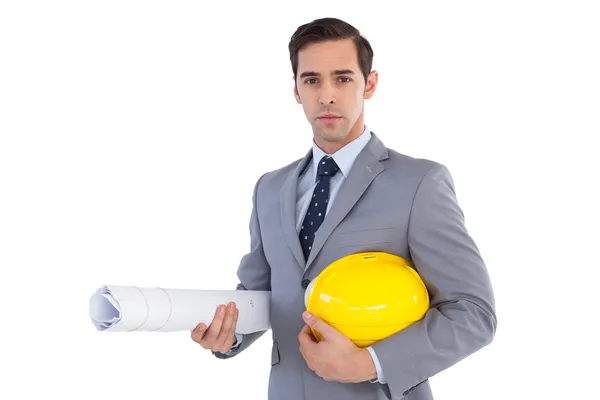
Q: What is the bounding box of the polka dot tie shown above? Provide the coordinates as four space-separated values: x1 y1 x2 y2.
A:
299 155 340 260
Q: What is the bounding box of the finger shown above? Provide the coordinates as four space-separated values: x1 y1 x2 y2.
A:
299 346 315 371
297 325 316 348
298 324 314 340
191 322 207 342
220 307 239 352
216 303 236 351
192 322 207 334
304 325 318 342
298 323 318 344
298 341 308 361
302 312 336 339
297 324 310 341
205 305 226 343
226 306 239 344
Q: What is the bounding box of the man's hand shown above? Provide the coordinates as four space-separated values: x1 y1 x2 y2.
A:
298 311 378 383
191 302 239 353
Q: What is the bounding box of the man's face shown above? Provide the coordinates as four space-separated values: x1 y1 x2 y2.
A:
294 39 377 151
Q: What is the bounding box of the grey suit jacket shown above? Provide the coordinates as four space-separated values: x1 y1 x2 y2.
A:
214 132 497 400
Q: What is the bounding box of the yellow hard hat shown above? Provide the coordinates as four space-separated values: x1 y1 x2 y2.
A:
304 252 430 347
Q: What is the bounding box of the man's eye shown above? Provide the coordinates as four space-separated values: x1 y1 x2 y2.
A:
305 79 318 84
339 77 351 83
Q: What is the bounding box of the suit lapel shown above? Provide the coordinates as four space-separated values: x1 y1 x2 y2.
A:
303 133 388 275
280 149 312 269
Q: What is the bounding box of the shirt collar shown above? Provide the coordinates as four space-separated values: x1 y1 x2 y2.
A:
311 125 371 181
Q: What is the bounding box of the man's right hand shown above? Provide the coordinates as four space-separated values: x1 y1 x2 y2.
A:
191 302 239 353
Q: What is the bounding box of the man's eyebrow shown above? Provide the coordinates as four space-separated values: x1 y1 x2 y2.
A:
299 69 356 78
332 69 355 76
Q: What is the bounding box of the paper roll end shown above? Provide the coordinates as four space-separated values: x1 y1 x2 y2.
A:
89 285 122 331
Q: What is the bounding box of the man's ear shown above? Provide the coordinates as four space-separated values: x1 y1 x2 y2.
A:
363 70 379 100
294 79 302 104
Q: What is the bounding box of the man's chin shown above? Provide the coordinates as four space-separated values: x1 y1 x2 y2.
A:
316 130 348 143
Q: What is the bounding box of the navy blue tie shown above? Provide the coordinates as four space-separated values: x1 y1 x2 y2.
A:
299 156 340 260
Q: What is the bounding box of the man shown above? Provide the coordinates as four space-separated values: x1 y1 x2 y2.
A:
191 17 496 400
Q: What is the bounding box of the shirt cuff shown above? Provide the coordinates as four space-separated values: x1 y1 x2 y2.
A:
366 346 387 384
232 333 243 348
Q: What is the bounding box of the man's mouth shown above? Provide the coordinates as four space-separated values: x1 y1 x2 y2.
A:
318 115 342 123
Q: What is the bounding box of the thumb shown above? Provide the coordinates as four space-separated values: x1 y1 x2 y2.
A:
302 311 336 338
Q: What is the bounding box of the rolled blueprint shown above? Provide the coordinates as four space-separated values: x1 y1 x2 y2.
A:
89 285 271 333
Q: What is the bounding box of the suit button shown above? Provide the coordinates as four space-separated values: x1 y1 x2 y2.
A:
301 279 310 289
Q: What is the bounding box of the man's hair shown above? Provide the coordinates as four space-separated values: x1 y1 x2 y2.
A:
288 17 374 83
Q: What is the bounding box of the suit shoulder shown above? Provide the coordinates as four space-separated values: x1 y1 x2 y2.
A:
385 147 449 177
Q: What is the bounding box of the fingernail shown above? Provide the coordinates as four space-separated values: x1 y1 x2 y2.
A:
303 312 311 320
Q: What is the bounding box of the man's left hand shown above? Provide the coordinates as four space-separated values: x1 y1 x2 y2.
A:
297 311 378 383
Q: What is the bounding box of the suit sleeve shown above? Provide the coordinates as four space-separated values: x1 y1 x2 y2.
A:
370 163 497 398
213 173 272 359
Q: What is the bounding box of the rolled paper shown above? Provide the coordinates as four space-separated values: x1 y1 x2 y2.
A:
89 285 271 333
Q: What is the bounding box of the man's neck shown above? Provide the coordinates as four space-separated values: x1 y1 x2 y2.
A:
314 120 365 154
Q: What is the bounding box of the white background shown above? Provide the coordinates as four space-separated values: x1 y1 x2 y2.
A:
1 1 599 399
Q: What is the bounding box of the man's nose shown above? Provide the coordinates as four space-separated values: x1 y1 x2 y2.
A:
319 86 336 105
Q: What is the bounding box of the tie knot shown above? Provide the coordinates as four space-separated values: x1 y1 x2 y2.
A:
317 156 339 177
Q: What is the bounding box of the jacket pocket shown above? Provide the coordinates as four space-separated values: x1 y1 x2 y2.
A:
271 341 280 366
